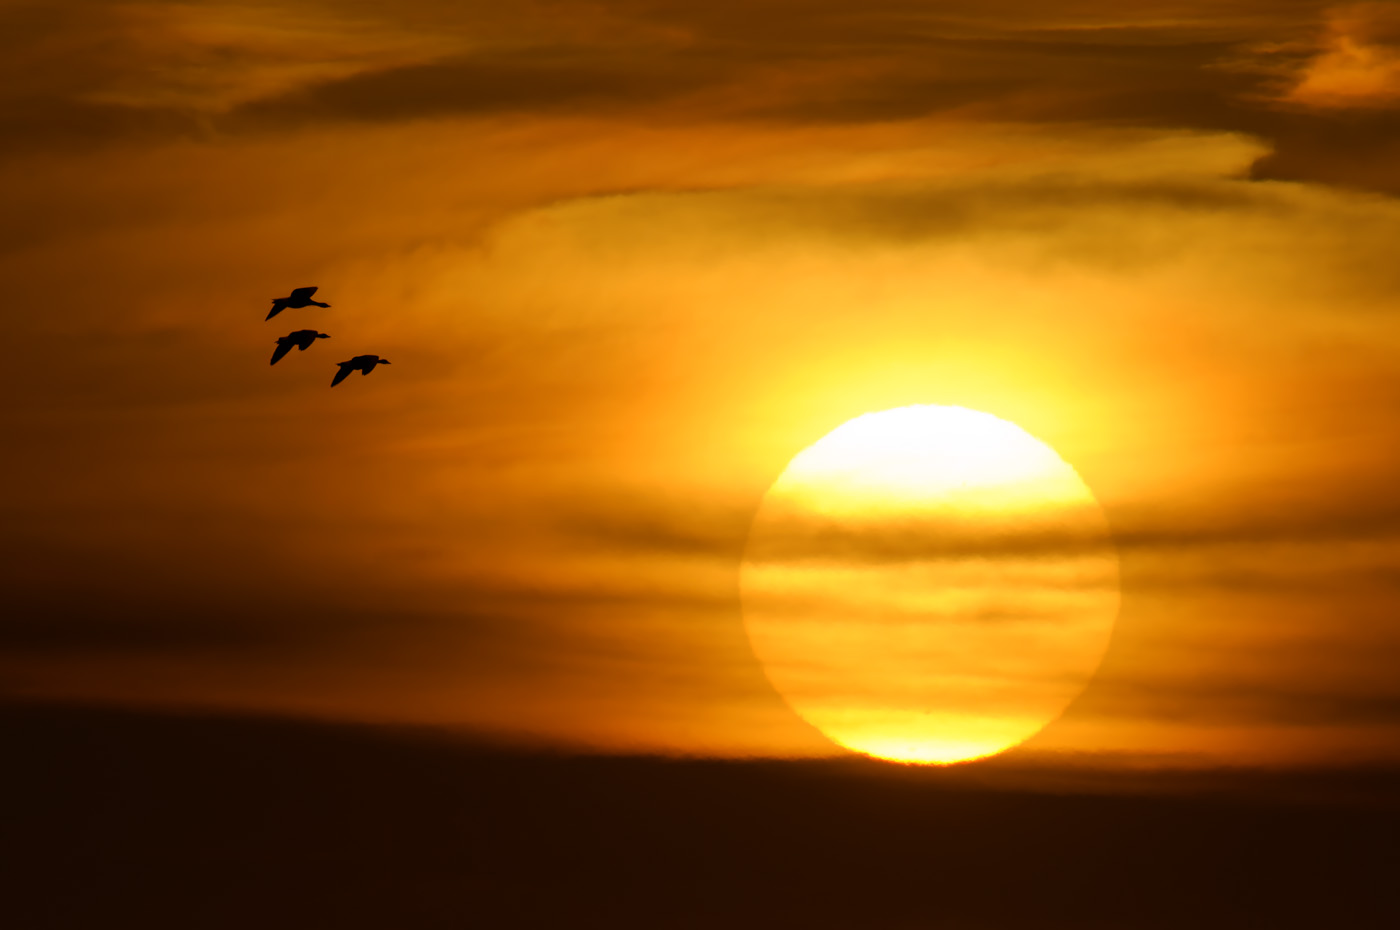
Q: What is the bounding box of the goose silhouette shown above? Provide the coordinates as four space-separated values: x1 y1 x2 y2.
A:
267 286 330 321
331 354 391 387
270 330 329 365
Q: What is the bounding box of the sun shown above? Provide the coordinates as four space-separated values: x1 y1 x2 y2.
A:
740 405 1120 765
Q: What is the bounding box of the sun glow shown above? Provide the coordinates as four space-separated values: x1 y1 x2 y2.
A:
740 406 1120 764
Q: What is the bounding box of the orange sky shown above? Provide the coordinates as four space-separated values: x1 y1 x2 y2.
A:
5 0 1400 770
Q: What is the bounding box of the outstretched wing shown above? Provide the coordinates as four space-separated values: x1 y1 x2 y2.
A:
331 363 354 387
290 286 318 301
270 340 294 365
266 300 286 320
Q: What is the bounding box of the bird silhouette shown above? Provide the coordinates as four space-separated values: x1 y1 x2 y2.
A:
267 286 330 320
331 354 391 387
270 330 330 365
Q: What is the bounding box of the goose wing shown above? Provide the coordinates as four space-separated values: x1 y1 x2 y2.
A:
266 300 287 321
270 340 295 365
290 286 318 301
331 363 354 387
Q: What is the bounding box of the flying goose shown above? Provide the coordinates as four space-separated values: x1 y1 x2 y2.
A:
331 354 391 387
270 330 329 365
266 286 330 321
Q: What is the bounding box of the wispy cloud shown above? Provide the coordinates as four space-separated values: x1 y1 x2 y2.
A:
1285 3 1400 108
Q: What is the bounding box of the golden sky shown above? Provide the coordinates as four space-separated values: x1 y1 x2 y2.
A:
6 0 1400 770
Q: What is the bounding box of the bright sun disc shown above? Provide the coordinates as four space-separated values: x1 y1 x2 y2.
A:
740 405 1120 765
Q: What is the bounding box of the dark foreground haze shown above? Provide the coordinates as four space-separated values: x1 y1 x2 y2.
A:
3 700 1395 930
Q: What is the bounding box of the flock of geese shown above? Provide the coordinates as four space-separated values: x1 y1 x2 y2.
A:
265 286 390 387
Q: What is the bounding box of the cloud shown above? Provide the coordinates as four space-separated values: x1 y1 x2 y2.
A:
9 0 1400 202
0 3 1312 153
1285 3 1400 108
1081 676 1400 728
228 50 716 127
